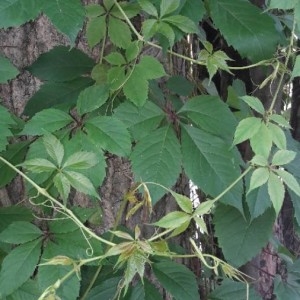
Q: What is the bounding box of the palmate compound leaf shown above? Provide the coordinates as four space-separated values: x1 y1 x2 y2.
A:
108 16 132 49
214 204 275 267
250 122 273 158
209 0 279 62
41 0 85 44
160 0 180 17
0 54 19 83
20 108 73 135
152 261 199 300
0 0 41 28
0 238 42 298
181 125 243 212
130 125 181 203
0 221 42 244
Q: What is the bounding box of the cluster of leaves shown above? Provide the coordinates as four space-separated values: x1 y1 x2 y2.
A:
1 0 300 299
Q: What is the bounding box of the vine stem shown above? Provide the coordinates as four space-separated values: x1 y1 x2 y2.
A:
211 166 252 202
113 0 273 71
268 18 296 112
0 155 115 247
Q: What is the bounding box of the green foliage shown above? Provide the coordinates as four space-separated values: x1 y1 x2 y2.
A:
0 55 19 83
214 205 275 267
209 0 280 62
1 0 300 299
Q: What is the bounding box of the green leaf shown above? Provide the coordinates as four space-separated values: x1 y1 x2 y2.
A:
170 192 193 214
268 123 286 150
272 150 296 166
63 170 99 199
114 101 165 140
0 54 19 83
41 0 85 44
108 17 132 48
209 279 260 300
167 75 193 96
53 172 71 204
240 96 265 115
138 0 158 17
268 0 298 10
178 0 206 24
130 126 181 203
209 0 279 62
19 158 57 173
110 2 140 20
194 200 215 216
37 242 80 300
233 117 262 145
21 108 73 135
0 221 42 244
85 116 131 157
43 134 64 167
77 84 109 115
292 55 300 79
62 151 98 170
154 211 191 229
160 0 180 17
125 41 141 62
246 183 271 220
107 66 127 90
27 46 94 82
0 0 41 28
0 141 30 188
123 68 149 106
85 4 105 18
0 238 42 297
24 77 94 117
105 52 126 66
163 15 198 33
276 169 300 196
268 172 285 215
0 206 33 232
248 168 269 194
179 95 237 142
126 279 163 300
8 279 41 299
87 277 122 300
152 261 199 300
182 125 243 212
214 205 275 266
269 114 291 128
86 15 106 48
64 131 106 187
137 56 166 80
250 154 268 167
250 122 272 158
